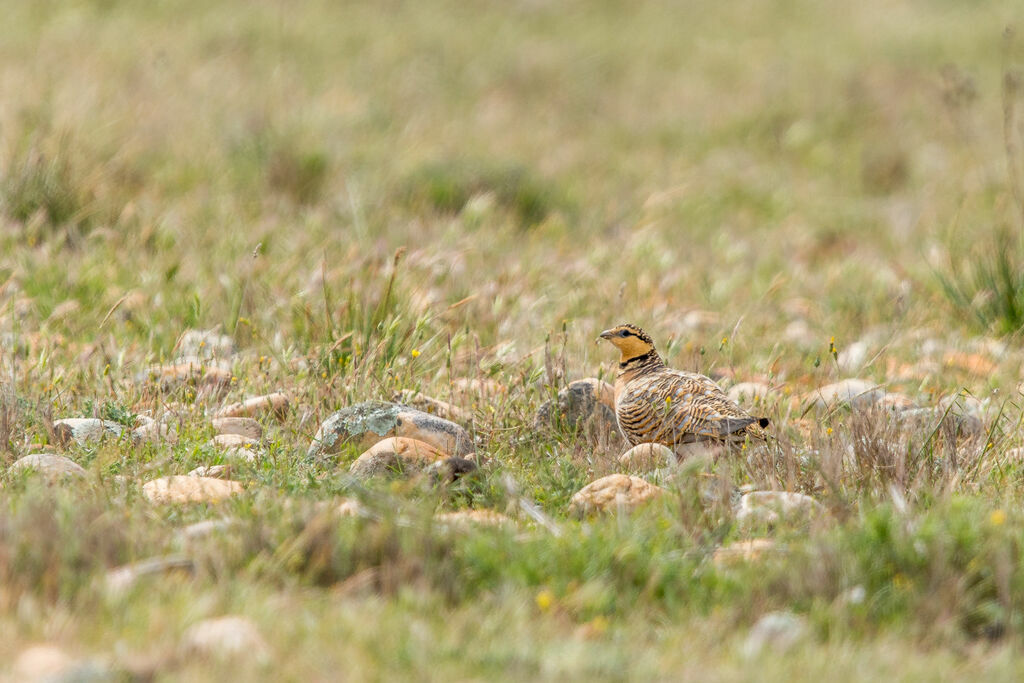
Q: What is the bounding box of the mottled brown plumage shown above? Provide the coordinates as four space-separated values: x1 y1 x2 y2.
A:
599 324 768 447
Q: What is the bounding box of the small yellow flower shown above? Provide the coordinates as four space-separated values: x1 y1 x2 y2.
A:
826 427 833 436
535 589 555 612
588 615 609 634
411 349 420 358
321 371 328 379
990 509 1007 526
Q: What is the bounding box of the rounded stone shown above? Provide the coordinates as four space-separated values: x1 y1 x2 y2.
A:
52 418 124 447
142 476 244 504
211 417 262 440
806 379 883 410
349 437 445 479
9 453 87 480
535 378 618 437
308 401 473 461
181 615 269 663
618 443 675 471
736 491 825 530
568 474 664 516
216 392 290 420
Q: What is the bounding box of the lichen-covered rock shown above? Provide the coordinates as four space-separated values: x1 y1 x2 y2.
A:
349 437 445 479
106 554 195 593
216 392 290 420
211 417 262 440
568 474 664 516
142 476 243 504
736 491 825 530
712 539 777 567
394 389 470 423
307 401 474 460
52 418 124 447
806 379 882 410
9 453 87 480
535 378 618 438
727 382 772 405
618 443 675 471
434 509 512 529
181 615 270 664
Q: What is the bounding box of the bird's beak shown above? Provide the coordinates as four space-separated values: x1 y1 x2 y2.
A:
598 329 615 340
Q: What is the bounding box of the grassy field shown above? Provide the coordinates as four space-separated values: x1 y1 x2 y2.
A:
3 0 1024 679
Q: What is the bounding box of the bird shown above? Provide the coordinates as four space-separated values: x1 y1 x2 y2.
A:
598 323 769 448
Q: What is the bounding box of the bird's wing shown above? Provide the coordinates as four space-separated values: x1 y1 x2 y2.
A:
620 370 756 443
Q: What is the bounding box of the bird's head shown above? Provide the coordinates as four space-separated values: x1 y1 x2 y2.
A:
599 324 656 363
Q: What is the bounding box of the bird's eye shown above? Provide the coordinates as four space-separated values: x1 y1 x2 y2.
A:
619 329 630 337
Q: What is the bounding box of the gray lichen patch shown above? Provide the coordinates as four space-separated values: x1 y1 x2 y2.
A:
306 401 405 460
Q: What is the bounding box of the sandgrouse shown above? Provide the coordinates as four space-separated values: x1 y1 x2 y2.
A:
599 324 768 448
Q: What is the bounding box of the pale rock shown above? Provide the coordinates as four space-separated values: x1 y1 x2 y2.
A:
12 645 78 680
52 418 124 447
394 389 470 423
9 453 86 480
897 407 983 439
142 476 243 504
736 491 825 530
212 416 262 440
188 464 233 479
131 419 178 445
349 437 445 479
216 392 290 420
618 443 675 471
741 611 807 658
212 433 259 449
807 379 882 410
880 392 916 411
568 474 664 516
713 539 778 567
727 382 772 405
106 554 195 594
181 615 269 664
178 518 236 541
308 401 473 460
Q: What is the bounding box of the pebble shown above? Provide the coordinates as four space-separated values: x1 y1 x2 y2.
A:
349 437 445 479
534 378 618 436
181 615 270 664
897 407 983 439
617 443 675 471
434 509 513 529
216 392 290 420
211 416 263 440
188 464 233 479
212 433 259 449
11 645 112 681
142 476 244 504
178 518 236 542
741 611 807 658
726 382 772 405
8 453 87 480
106 554 195 594
394 389 470 423
806 379 883 410
52 418 124 447
568 474 664 516
736 491 825 530
712 539 777 567
307 401 474 461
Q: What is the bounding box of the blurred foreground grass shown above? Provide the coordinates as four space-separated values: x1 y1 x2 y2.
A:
3 0 1024 679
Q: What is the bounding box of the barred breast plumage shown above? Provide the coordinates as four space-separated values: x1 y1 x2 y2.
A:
599 323 768 448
